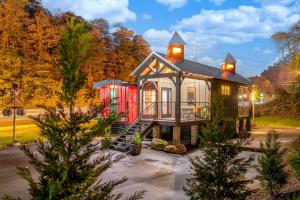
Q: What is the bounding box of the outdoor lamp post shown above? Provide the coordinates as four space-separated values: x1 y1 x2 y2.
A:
2 83 25 145
251 91 256 127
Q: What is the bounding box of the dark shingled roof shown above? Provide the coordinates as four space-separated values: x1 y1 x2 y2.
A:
169 31 186 45
157 52 251 85
225 53 237 63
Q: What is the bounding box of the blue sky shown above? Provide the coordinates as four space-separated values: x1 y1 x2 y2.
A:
41 0 300 77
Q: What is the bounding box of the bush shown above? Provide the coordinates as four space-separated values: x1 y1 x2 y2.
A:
174 143 187 154
290 149 300 177
165 145 177 154
256 130 287 199
151 139 168 151
134 131 142 145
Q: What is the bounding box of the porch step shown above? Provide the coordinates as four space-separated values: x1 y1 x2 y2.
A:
109 120 154 153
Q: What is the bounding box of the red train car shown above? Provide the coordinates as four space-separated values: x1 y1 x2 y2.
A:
93 80 138 124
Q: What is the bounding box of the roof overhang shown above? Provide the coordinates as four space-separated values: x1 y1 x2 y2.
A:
131 52 181 77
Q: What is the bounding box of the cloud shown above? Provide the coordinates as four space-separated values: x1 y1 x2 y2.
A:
41 0 136 23
174 5 300 44
198 56 220 66
143 3 299 73
144 29 173 52
209 0 226 5
142 13 152 20
156 0 187 10
252 0 297 6
253 47 273 54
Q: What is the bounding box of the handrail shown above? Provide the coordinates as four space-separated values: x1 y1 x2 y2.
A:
110 102 156 147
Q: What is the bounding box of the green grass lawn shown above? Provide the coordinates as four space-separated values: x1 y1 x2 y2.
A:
0 124 40 148
255 116 300 129
0 119 102 148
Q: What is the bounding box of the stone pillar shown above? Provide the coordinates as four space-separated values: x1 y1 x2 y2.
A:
191 125 199 145
242 119 247 131
235 119 240 133
173 126 181 144
152 125 160 139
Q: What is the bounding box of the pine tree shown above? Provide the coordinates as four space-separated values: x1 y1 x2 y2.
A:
256 130 288 199
3 18 144 200
290 149 300 177
183 94 254 200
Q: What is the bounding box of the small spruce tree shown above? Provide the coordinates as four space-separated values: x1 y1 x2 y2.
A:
290 149 300 177
3 18 144 200
256 130 288 200
183 93 254 200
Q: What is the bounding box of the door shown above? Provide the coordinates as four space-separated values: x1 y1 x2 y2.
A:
161 88 172 118
110 88 117 114
143 90 156 116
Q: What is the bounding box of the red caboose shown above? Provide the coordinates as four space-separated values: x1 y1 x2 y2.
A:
94 80 138 124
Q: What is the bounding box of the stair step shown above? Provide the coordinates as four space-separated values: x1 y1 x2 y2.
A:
109 118 154 153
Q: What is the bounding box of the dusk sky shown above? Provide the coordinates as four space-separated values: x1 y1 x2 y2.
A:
41 0 300 77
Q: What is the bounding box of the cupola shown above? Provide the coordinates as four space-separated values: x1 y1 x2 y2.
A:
222 53 236 73
167 31 185 61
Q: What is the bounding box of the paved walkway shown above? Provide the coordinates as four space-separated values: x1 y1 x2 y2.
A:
1 127 299 199
0 145 259 200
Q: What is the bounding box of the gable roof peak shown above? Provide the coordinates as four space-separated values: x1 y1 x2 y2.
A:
169 31 185 45
224 52 237 63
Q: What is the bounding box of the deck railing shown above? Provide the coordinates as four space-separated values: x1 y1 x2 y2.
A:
141 101 211 121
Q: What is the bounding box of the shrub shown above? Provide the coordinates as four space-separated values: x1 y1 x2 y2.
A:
134 131 142 145
174 143 187 154
256 130 288 199
290 149 300 177
151 138 168 151
165 145 177 154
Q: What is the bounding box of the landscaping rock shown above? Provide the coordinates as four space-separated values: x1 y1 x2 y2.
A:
165 145 177 154
151 138 168 151
174 143 187 154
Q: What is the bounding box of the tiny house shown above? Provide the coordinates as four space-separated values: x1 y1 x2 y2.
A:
93 80 138 124
105 32 253 152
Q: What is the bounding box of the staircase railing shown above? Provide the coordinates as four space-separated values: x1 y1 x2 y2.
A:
110 103 156 148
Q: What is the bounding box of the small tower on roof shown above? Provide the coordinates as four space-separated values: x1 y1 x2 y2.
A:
222 53 237 73
167 31 185 61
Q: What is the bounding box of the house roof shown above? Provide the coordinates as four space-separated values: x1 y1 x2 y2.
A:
169 31 186 45
131 52 252 85
158 52 251 85
224 53 237 63
93 79 136 89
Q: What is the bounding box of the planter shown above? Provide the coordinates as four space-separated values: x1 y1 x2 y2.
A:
131 144 142 156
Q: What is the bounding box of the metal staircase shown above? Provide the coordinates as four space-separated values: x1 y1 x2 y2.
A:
110 104 155 152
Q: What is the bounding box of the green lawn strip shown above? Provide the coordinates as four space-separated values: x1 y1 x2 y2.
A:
0 120 111 148
0 124 40 148
256 116 300 129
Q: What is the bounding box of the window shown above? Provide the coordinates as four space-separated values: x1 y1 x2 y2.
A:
187 87 196 104
172 47 182 53
221 85 230 96
110 88 117 113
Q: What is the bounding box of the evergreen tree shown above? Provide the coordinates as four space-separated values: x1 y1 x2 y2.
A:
183 94 254 200
3 18 144 200
290 149 300 177
256 130 288 199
